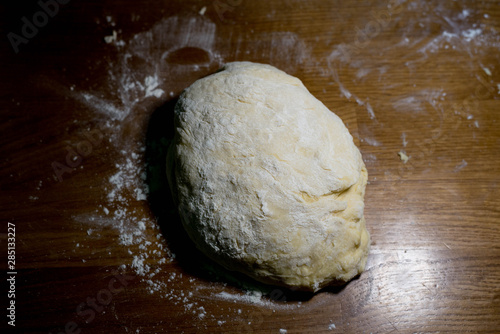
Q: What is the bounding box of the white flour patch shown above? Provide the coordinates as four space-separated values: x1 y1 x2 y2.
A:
79 93 125 121
268 32 310 72
454 159 468 172
481 65 492 76
363 153 377 164
418 31 459 54
356 68 371 79
326 43 351 64
339 84 352 99
423 89 446 113
459 9 470 19
415 12 495 57
462 28 482 42
392 89 445 115
362 137 382 147
213 290 302 310
234 31 310 74
73 15 221 125
366 102 375 120
144 75 164 98
326 64 355 101
215 291 264 305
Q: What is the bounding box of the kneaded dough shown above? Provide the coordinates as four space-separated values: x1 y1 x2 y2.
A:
167 62 370 291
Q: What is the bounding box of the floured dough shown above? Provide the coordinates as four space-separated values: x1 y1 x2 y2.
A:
167 62 370 291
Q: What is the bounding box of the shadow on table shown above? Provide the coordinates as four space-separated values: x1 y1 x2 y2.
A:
144 97 349 303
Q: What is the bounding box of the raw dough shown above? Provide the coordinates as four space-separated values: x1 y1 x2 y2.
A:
167 62 370 291
398 150 409 163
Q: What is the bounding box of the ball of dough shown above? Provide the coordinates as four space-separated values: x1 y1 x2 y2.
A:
167 62 370 292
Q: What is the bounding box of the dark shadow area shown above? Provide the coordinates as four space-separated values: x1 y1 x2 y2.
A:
144 97 349 303
164 47 212 65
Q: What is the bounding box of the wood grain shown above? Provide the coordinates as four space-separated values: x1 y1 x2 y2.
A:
1 0 499 333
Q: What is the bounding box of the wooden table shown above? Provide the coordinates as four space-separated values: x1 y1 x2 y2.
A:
2 0 499 333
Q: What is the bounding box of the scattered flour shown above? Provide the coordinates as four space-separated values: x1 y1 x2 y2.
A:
454 159 468 172
362 137 382 147
401 132 408 147
366 102 375 120
197 306 206 319
73 15 220 125
462 28 482 42
481 66 492 76
213 290 302 310
216 290 264 304
144 75 164 98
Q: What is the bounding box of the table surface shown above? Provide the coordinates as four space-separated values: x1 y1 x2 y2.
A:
2 0 500 333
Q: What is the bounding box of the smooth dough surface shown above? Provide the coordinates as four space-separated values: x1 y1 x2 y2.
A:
167 62 370 291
